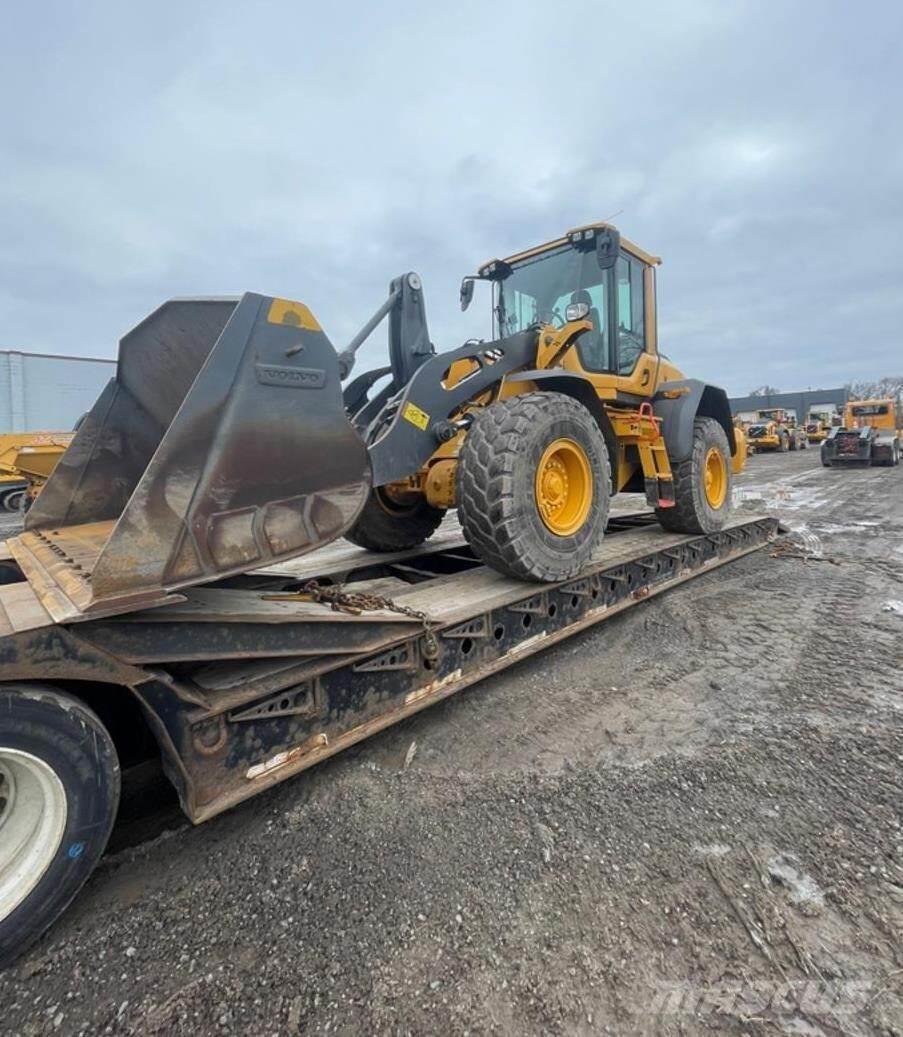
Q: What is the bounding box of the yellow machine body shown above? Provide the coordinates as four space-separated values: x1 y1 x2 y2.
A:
415 223 745 512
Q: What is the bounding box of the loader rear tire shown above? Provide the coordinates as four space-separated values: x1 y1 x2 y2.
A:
0 685 119 969
656 417 732 535
456 392 610 582
344 488 445 552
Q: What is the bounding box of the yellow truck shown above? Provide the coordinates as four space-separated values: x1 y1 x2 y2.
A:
821 399 901 467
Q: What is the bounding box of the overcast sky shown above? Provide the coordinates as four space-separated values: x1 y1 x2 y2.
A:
1 0 901 395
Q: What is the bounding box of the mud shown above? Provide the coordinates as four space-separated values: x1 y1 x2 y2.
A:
1 450 901 1036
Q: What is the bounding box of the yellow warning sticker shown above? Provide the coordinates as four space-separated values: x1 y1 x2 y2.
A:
266 298 322 331
403 402 430 431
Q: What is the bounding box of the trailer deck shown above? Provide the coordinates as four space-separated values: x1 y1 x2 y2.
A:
0 511 777 824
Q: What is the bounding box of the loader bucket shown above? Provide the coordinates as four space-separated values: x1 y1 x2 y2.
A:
10 294 370 621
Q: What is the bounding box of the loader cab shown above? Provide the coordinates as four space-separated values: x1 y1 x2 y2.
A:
476 224 665 392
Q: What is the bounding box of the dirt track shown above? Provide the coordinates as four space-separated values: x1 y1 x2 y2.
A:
1 450 901 1036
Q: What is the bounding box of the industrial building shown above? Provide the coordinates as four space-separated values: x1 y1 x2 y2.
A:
0 349 115 431
729 387 849 423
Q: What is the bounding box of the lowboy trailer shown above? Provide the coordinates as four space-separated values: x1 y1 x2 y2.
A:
0 509 777 965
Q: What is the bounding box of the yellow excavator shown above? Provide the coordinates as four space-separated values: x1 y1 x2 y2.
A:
15 221 748 616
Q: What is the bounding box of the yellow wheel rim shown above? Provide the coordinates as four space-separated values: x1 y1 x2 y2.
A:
534 438 593 536
703 447 728 508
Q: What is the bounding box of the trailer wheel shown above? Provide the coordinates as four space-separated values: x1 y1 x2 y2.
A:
656 417 732 535
0 685 120 968
345 487 445 552
456 392 610 582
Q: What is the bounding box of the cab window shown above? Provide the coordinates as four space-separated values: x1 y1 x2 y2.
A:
616 255 646 375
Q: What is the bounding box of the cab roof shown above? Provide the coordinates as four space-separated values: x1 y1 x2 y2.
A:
491 221 662 270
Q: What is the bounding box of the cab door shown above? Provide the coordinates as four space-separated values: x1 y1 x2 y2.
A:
610 252 658 399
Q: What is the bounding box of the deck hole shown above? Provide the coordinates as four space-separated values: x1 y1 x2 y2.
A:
493 624 505 640
522 613 532 629
461 637 474 656
548 602 558 618
423 657 435 671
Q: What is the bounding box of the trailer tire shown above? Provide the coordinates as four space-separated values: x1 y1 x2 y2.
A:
0 685 120 969
345 488 445 552
656 417 733 535
457 392 610 582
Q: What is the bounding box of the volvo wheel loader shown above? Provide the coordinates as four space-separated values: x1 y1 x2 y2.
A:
0 223 783 968
339 224 746 581
7 223 745 617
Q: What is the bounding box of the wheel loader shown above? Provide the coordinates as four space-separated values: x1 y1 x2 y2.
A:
746 409 806 453
805 412 832 443
8 222 746 618
821 399 901 467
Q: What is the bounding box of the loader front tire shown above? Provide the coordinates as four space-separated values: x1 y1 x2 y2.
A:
457 392 610 582
0 685 120 969
656 417 733 535
345 488 445 552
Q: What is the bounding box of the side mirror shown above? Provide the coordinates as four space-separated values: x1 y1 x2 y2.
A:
595 228 620 270
460 277 476 312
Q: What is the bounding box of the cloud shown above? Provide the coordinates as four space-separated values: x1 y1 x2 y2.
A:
0 0 901 394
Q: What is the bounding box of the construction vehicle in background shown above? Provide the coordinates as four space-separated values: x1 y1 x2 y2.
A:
746 409 807 453
0 433 74 511
0 222 777 966
821 399 901 467
805 411 833 443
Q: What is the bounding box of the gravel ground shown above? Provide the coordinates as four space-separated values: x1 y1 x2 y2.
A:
1 450 901 1036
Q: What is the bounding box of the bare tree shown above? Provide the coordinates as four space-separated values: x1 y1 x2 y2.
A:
749 384 780 397
846 376 903 404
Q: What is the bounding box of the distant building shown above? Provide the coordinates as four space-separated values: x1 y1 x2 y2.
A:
0 350 115 432
729 387 848 423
